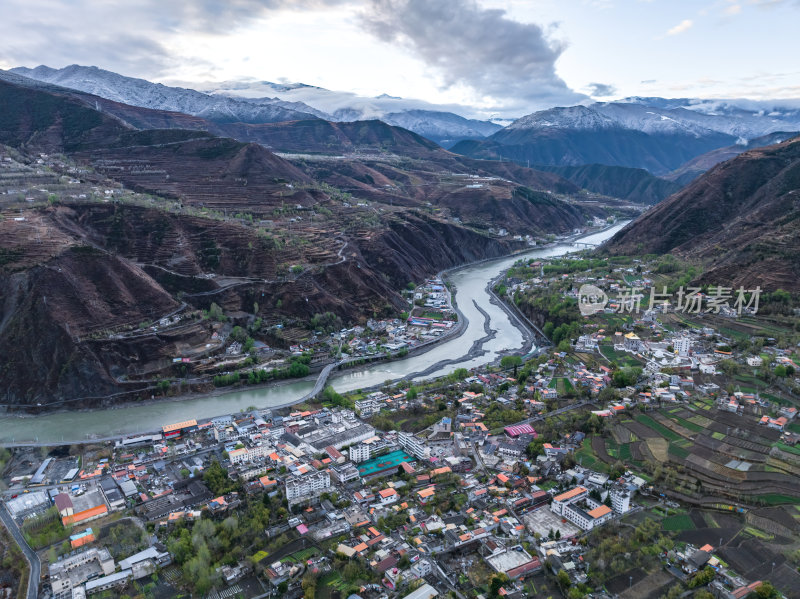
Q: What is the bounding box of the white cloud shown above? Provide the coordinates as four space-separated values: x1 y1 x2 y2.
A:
666 19 694 35
360 0 586 111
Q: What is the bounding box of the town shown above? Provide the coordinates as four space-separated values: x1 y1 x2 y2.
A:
1 252 799 599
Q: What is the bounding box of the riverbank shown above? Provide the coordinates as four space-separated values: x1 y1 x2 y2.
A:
0 221 628 445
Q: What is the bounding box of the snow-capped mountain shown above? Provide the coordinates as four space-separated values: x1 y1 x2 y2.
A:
11 65 502 147
193 79 502 146
10 65 325 124
505 105 619 132
506 100 800 140
598 100 800 139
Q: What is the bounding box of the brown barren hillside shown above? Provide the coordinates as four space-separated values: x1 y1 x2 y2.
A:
605 136 800 291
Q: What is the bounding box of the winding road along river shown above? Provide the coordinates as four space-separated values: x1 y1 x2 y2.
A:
0 223 627 444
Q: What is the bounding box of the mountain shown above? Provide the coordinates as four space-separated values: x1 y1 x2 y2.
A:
618 96 800 138
197 79 504 146
605 136 800 291
452 99 800 175
378 110 501 147
452 105 739 175
0 73 592 407
13 65 503 147
0 76 131 151
10 64 324 124
533 163 683 205
665 132 798 186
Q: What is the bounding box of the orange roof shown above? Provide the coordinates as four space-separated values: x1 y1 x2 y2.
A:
259 476 277 487
353 542 368 552
379 488 398 498
700 544 714 552
553 486 587 503
62 504 107 526
431 466 452 477
369 526 381 537
162 419 197 433
496 473 509 483
587 504 612 519
418 487 436 499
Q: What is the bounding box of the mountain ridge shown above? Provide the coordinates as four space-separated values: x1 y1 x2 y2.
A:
604 136 800 291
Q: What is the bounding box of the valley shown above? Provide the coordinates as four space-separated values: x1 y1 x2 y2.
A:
0 40 799 599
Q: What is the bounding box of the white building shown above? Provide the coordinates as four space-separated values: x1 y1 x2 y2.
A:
50 547 115 594
551 486 614 531
285 470 331 504
609 485 631 514
551 486 589 516
674 337 691 357
330 462 360 484
411 559 433 578
398 431 430 460
228 444 272 465
349 443 372 463
378 488 399 505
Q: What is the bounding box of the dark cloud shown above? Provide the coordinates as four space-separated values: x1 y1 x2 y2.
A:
0 0 344 76
586 82 616 97
0 0 583 110
360 0 585 109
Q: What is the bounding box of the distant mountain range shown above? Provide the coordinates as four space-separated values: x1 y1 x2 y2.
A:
11 65 502 147
8 64 800 194
453 102 800 175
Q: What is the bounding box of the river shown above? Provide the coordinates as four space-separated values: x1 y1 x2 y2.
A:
0 222 627 444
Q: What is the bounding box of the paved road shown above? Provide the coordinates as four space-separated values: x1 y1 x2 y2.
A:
0 502 40 599
516 400 592 426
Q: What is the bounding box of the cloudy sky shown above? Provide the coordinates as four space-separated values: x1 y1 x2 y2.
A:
1 0 798 116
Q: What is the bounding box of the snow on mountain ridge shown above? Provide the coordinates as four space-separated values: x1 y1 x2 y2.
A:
506 105 619 131
506 99 800 140
10 65 503 146
10 64 323 124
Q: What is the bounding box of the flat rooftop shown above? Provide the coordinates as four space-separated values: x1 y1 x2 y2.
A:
487 548 535 574
524 506 581 539
357 450 413 477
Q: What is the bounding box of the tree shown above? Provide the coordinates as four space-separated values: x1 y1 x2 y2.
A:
488 573 509 598
688 566 715 588
557 568 572 590
500 355 522 370
301 572 317 599
751 582 779 599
